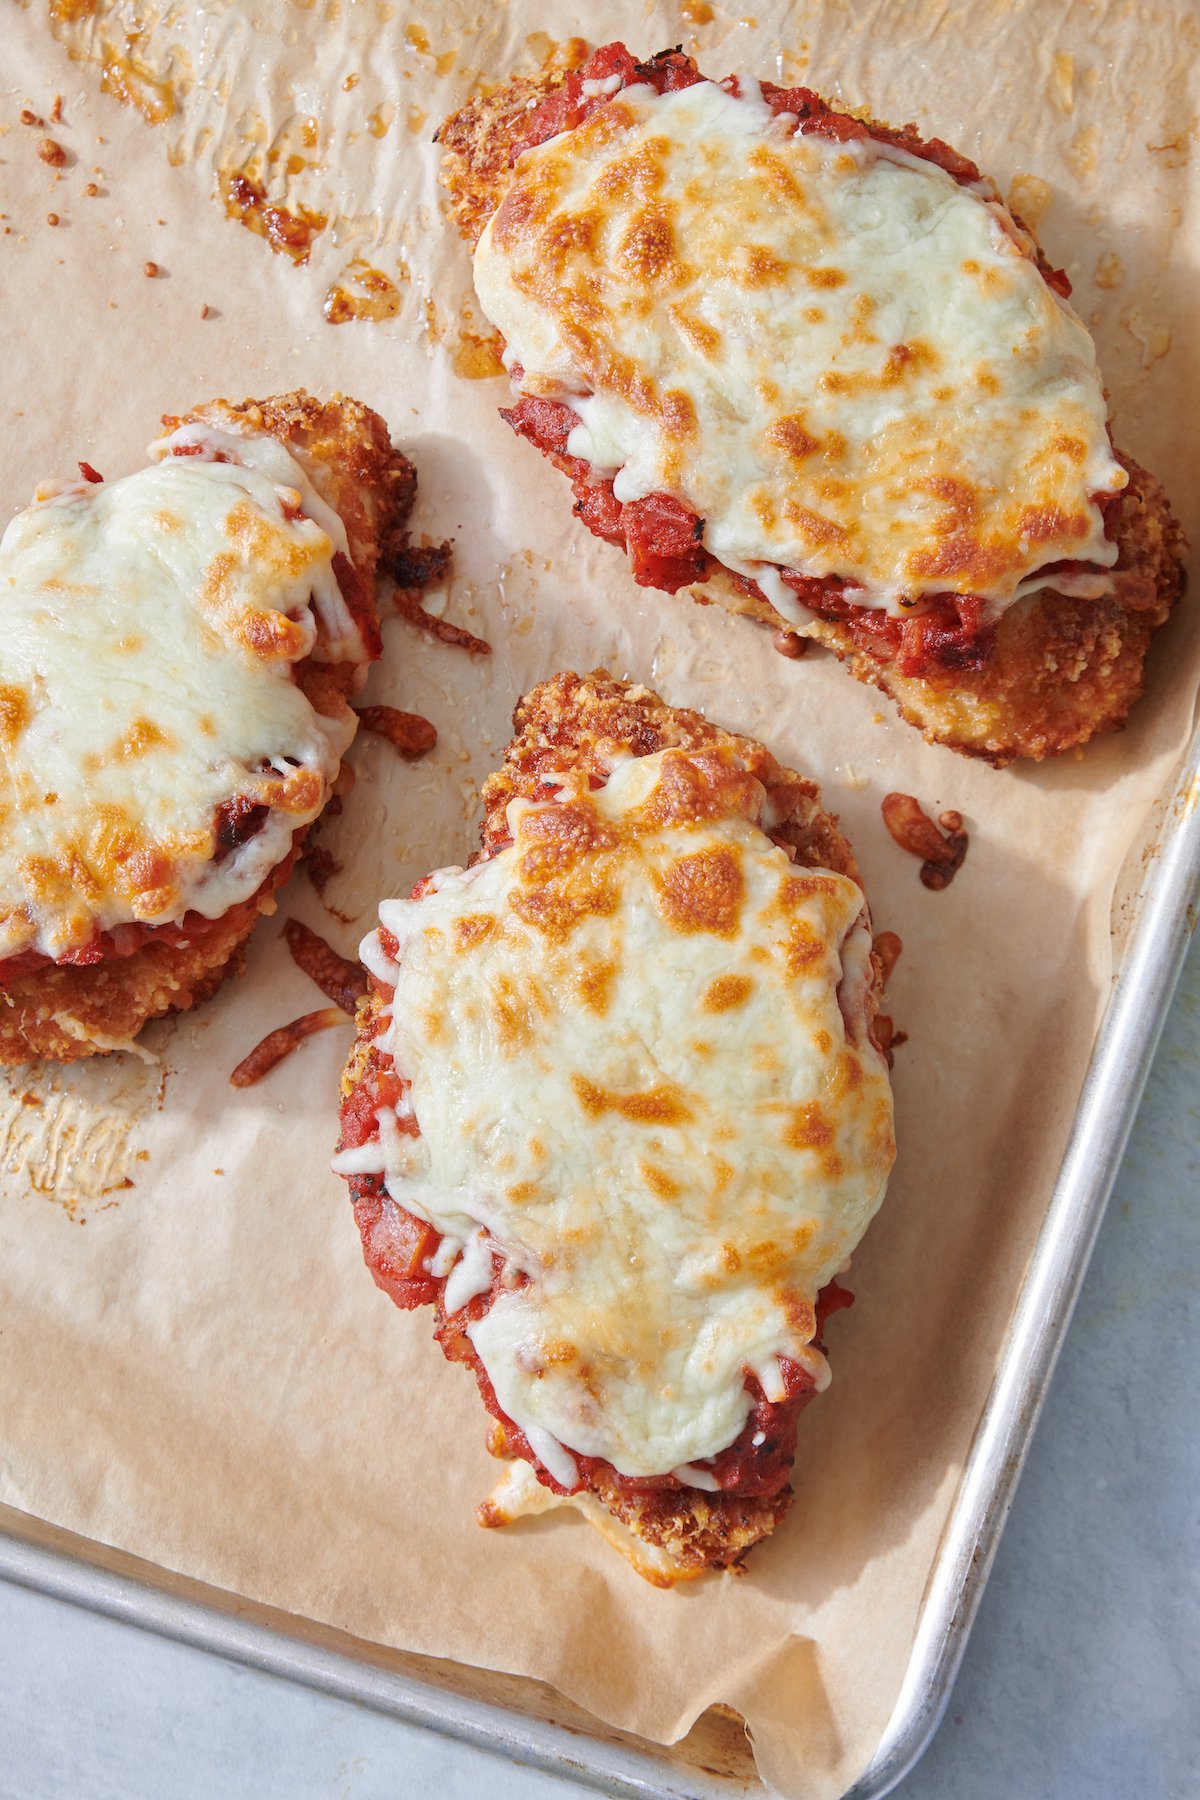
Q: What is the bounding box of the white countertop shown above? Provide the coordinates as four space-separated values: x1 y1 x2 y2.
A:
2 941 1197 1800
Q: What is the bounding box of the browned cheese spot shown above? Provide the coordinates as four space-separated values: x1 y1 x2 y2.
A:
638 1160 683 1201
510 797 622 942
505 1179 547 1205
767 413 821 462
784 502 850 551
453 913 498 952
491 971 546 1053
780 1288 818 1340
702 972 754 1013
1019 504 1089 544
656 845 745 936
668 304 721 356
615 203 684 286
1050 434 1087 465
742 245 789 286
905 476 1016 588
0 685 30 750
571 1074 695 1126
786 1100 834 1151
882 339 938 385
575 955 618 1013
633 747 763 831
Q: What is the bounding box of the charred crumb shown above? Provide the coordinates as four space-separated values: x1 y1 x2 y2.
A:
393 591 492 655
37 137 67 167
357 704 438 759
882 792 969 888
873 929 902 985
46 213 60 227
772 629 808 659
304 843 354 923
229 1007 349 1087
143 260 160 278
284 918 367 1014
389 538 453 588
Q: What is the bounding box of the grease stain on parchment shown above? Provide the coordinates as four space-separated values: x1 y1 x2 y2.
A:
42 3 593 311
0 1059 165 1222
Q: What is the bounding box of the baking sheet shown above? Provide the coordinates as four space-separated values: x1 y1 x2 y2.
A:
1 3 1198 1797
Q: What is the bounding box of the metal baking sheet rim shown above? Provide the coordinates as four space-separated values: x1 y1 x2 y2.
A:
3 725 1199 1800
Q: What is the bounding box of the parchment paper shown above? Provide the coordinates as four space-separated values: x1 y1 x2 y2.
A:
1 2 1197 1795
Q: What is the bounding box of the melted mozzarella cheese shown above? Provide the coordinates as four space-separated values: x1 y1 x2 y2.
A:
0 442 361 962
474 77 1125 626
363 748 895 1482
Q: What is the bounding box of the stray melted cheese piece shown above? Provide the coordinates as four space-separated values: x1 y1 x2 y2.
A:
474 77 1126 624
0 438 361 962
363 748 895 1482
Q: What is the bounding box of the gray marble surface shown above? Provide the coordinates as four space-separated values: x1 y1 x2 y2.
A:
2 943 1197 1800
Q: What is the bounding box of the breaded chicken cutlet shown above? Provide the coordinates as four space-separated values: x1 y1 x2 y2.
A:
439 44 1185 764
0 390 413 1063
335 671 895 1582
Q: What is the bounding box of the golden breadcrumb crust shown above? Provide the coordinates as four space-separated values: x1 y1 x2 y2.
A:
340 670 876 1576
439 75 1186 764
0 390 413 1065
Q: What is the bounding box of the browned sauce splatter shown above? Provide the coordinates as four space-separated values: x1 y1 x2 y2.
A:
524 32 590 71
323 258 403 324
882 793 969 890
230 1007 349 1087
221 171 326 264
99 52 176 126
357 704 438 759
284 918 367 1014
451 327 506 378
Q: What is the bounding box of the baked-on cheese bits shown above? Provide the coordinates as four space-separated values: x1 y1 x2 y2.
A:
0 392 413 1063
335 672 895 1582
440 45 1185 763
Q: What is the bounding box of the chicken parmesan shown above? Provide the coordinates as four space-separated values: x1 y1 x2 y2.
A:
0 391 413 1063
335 671 895 1581
440 45 1185 763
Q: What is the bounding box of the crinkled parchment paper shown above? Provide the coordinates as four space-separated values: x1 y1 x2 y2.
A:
1 2 1197 1795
